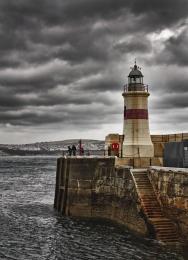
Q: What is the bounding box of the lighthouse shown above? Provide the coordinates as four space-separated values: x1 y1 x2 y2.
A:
122 62 154 158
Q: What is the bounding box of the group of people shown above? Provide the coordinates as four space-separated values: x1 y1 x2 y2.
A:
67 145 77 156
67 145 85 156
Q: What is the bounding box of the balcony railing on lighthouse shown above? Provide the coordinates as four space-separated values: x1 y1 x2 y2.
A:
123 84 149 93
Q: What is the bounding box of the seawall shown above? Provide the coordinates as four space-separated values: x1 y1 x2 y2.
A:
54 156 188 245
54 157 148 236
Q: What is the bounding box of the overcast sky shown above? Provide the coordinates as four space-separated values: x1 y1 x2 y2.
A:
0 0 188 144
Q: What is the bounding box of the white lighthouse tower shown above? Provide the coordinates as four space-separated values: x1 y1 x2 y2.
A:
122 62 154 158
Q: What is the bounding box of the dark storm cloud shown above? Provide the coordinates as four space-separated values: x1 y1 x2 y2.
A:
156 27 188 66
0 111 61 126
153 93 188 109
114 38 152 54
0 102 121 127
165 77 188 93
0 0 187 138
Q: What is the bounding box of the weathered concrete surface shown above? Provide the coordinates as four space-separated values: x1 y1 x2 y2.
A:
148 167 188 243
92 165 148 235
54 157 148 236
54 157 188 244
54 157 115 215
115 157 163 168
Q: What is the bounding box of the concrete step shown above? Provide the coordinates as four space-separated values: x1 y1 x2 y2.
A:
138 191 155 193
139 190 155 192
144 208 162 210
144 205 162 209
156 230 177 235
143 205 161 208
133 172 148 174
157 234 178 238
134 179 149 181
136 183 152 185
157 234 179 239
137 183 152 186
142 203 161 206
136 184 151 186
153 220 175 224
145 210 163 213
134 176 149 179
137 187 153 189
157 238 179 243
138 191 154 193
151 223 175 227
143 206 161 209
144 209 162 212
138 187 152 189
145 209 162 211
154 223 175 226
132 170 180 244
141 197 157 201
154 224 176 228
141 199 159 201
142 201 160 203
134 178 149 180
142 200 159 202
151 219 174 223
146 212 164 216
135 181 149 183
143 203 161 206
146 213 163 216
139 193 156 196
154 225 176 229
137 186 153 189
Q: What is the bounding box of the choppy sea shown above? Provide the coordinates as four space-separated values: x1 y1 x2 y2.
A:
0 156 185 260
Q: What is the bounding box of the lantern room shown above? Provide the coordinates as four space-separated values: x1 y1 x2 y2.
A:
128 63 143 85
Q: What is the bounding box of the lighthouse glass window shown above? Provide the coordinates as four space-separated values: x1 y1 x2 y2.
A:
130 77 142 84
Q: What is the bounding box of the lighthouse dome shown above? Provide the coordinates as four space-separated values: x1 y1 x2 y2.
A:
128 64 143 77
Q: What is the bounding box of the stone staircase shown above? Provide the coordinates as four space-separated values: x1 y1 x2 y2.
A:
131 169 179 244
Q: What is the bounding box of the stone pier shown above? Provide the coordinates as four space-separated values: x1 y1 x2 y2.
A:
54 156 188 245
54 156 148 236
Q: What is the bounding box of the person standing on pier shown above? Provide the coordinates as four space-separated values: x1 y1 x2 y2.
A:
72 145 77 156
67 146 72 156
81 147 84 155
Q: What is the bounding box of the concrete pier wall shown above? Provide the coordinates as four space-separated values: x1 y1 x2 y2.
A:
148 167 188 242
54 157 148 236
54 157 188 243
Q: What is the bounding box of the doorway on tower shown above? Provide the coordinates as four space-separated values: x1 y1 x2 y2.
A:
124 106 127 120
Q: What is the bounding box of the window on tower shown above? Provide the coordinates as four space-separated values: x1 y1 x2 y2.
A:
129 77 142 84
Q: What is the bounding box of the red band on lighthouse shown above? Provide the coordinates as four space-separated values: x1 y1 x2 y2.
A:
124 109 148 119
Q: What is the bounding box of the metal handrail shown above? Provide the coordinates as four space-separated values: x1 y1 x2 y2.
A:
123 84 149 93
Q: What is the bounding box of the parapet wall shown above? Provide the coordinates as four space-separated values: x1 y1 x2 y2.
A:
115 157 163 168
151 133 188 143
148 167 188 242
54 157 148 236
105 132 188 159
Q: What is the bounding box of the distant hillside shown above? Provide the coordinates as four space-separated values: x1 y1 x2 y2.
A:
0 139 105 156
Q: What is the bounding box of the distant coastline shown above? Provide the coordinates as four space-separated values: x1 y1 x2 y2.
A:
0 139 104 156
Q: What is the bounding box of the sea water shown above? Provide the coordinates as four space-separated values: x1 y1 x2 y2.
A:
0 156 184 260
